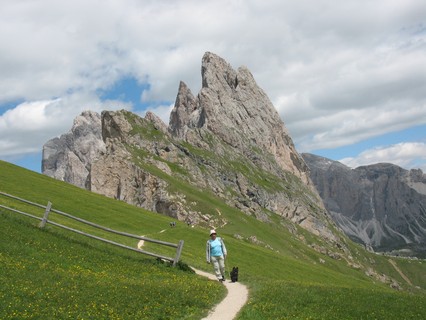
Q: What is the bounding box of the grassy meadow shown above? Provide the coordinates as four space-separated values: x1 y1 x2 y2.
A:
1 160 426 319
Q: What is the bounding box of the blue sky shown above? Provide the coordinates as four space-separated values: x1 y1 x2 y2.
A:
1 0 425 173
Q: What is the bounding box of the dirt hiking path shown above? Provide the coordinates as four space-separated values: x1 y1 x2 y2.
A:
193 268 249 320
388 259 413 286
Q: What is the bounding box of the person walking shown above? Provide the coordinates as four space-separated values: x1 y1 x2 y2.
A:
206 229 227 282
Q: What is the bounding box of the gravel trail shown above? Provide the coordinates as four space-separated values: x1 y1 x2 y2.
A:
193 268 249 320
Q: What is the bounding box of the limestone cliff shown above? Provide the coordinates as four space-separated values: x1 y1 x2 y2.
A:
42 111 105 189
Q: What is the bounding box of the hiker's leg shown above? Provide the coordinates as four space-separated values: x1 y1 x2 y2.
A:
218 256 225 279
211 256 222 280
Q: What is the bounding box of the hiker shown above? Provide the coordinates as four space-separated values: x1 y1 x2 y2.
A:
206 229 227 282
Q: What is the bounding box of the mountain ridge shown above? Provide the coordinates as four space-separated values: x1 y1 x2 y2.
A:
42 52 340 246
302 152 426 258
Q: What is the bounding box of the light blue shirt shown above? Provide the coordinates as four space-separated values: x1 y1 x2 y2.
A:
206 236 227 262
209 238 223 256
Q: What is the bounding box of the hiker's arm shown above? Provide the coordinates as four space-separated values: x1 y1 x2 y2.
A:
221 238 227 258
206 241 211 263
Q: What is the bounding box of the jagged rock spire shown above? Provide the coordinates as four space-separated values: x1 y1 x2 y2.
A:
168 81 200 138
169 51 311 184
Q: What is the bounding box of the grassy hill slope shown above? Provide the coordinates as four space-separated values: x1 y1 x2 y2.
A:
1 160 426 319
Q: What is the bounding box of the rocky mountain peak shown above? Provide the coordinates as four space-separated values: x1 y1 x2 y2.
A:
201 51 239 91
43 52 338 245
170 52 311 185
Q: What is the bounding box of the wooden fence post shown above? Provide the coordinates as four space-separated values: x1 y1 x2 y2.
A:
173 240 184 267
39 201 52 228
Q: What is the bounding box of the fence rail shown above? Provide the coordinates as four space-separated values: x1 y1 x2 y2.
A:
0 191 184 266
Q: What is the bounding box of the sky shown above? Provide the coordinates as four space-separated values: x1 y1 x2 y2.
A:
1 0 425 173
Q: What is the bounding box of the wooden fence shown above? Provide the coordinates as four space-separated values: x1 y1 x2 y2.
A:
0 191 184 266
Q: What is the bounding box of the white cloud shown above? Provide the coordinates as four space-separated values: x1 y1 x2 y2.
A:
0 93 131 156
0 0 426 169
340 142 426 171
291 102 426 152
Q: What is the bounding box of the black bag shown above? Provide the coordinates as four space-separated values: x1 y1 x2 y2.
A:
230 266 239 282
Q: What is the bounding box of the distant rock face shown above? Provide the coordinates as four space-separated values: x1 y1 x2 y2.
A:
42 52 340 244
42 111 105 188
302 153 426 257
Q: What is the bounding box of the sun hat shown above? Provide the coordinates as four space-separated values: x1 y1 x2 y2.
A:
209 229 217 236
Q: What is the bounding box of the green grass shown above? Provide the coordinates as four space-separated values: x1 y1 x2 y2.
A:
0 214 225 319
1 160 426 319
241 282 426 319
